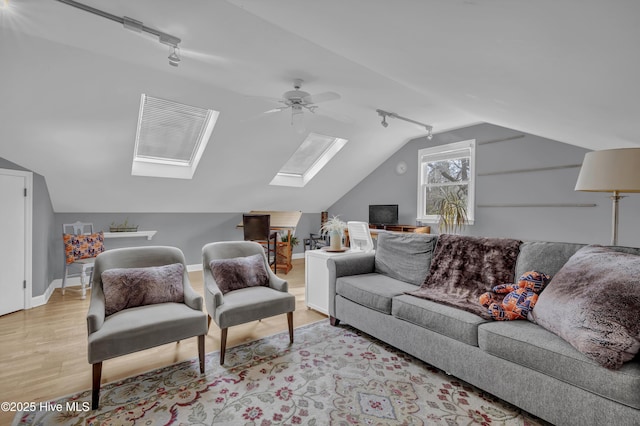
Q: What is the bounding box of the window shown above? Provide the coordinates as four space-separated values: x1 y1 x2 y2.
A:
270 132 348 187
131 94 219 179
417 140 476 224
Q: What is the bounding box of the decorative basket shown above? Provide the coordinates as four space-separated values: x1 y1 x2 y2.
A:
109 226 139 232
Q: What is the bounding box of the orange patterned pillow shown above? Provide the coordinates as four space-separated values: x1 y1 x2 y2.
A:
63 232 105 264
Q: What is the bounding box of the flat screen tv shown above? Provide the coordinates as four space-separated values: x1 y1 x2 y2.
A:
369 204 399 226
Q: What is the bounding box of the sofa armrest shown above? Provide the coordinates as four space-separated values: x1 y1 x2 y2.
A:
183 276 203 311
203 267 224 310
327 252 376 317
268 271 288 292
86 281 105 335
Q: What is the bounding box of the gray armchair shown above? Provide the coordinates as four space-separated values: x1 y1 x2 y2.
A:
87 246 208 410
202 241 295 364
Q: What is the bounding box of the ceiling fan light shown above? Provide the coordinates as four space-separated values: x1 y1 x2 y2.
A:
292 106 305 133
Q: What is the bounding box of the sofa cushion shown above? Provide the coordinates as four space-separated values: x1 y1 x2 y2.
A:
392 295 488 346
478 321 640 410
214 286 295 329
336 273 417 314
530 245 640 369
375 233 438 285
515 241 585 281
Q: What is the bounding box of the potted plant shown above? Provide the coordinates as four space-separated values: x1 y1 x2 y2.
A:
435 188 468 234
320 215 347 250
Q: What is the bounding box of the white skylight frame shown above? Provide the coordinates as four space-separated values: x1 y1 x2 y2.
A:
132 94 220 179
270 132 348 187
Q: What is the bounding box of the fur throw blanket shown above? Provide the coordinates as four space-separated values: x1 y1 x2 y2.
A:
407 234 521 319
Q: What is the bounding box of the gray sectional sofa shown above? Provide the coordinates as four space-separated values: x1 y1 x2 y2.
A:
327 234 640 426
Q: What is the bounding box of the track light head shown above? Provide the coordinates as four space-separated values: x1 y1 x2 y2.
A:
168 47 181 67
381 117 389 128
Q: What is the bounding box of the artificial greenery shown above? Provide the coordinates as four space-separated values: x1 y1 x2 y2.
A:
109 218 138 232
280 234 300 247
320 215 347 235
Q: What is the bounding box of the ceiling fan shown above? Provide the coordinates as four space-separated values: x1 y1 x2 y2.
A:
261 79 341 132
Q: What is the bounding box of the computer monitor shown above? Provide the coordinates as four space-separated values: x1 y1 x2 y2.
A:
368 204 399 226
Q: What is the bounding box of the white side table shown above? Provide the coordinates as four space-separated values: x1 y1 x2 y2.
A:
305 249 354 315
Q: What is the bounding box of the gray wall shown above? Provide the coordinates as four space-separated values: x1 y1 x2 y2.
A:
0 157 57 297
329 123 640 247
54 212 322 280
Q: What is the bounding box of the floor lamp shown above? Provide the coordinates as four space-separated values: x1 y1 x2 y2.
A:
575 148 640 245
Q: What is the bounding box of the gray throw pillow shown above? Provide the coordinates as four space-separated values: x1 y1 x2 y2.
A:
209 253 270 294
531 245 640 370
102 263 185 316
375 232 438 285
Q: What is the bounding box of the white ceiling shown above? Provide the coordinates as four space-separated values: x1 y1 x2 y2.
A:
1 0 638 212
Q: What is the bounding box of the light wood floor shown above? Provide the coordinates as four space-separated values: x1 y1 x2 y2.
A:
0 258 325 425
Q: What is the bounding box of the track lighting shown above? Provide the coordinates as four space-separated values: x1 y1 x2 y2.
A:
377 109 433 139
55 0 182 67
168 47 181 67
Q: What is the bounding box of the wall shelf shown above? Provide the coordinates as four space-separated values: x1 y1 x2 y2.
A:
103 231 157 240
478 164 582 177
478 203 596 208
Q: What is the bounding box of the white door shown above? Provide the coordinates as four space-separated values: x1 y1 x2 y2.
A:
0 170 27 315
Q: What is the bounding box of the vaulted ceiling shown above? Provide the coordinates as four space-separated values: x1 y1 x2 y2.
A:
1 0 638 212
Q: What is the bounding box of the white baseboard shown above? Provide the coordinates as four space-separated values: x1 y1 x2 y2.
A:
292 253 305 260
32 277 82 307
187 264 203 272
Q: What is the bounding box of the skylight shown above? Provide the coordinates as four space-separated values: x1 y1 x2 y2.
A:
270 132 348 187
132 94 219 179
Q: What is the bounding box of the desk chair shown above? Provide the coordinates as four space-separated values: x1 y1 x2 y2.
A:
304 233 329 251
62 221 103 299
243 214 278 273
347 221 375 252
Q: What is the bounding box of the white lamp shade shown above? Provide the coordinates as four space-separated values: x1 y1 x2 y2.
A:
575 148 640 193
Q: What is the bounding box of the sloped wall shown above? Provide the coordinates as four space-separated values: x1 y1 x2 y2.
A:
329 123 640 247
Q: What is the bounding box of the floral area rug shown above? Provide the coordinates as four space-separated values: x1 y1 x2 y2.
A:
14 320 547 425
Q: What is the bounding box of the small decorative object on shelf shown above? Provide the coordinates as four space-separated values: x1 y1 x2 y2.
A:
320 215 347 251
108 218 138 233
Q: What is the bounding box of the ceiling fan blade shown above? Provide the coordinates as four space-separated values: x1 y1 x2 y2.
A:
303 91 341 104
245 95 289 104
263 107 289 114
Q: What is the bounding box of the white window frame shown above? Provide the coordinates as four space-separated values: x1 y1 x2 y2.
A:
417 139 476 224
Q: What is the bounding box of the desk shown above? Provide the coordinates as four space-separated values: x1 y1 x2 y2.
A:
237 211 302 274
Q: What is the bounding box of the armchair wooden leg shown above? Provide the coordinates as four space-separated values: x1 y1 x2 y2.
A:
207 315 212 331
198 335 205 374
220 328 228 365
287 312 294 344
92 362 102 410
330 316 340 326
